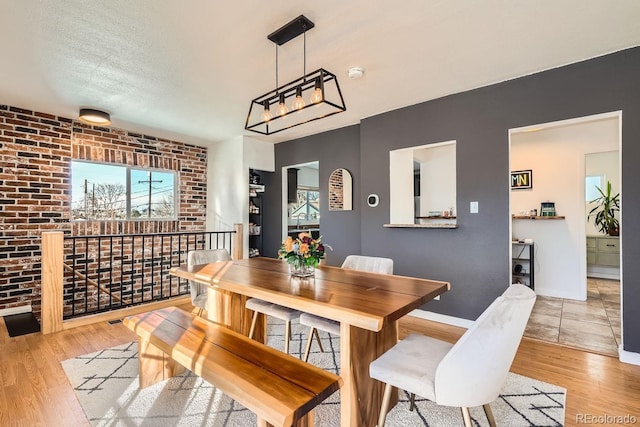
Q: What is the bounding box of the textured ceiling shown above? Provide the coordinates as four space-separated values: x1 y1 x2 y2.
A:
1 1 639 145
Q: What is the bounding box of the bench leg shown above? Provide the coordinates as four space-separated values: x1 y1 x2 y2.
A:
257 410 314 427
138 336 185 388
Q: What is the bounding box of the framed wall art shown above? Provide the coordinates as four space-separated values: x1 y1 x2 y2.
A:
511 170 532 190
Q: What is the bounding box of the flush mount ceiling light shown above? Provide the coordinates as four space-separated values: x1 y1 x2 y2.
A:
348 66 364 79
245 15 346 136
78 108 111 126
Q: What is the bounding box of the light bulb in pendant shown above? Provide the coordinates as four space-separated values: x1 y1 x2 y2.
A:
292 86 305 110
262 100 272 123
277 93 289 117
310 77 323 104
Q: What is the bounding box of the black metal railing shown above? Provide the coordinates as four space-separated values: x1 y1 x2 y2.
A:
62 230 234 319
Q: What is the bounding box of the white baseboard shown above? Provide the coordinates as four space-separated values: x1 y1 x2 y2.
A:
619 345 640 366
410 311 640 366
534 287 585 301
587 272 621 280
0 305 32 317
408 309 474 329
587 266 620 281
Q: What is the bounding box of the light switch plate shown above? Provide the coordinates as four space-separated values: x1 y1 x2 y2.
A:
470 201 479 213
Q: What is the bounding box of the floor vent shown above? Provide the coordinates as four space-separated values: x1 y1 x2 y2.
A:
108 319 123 325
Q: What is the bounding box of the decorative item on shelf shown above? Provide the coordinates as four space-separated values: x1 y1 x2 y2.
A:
278 232 327 277
245 15 346 135
249 248 260 258
249 223 261 236
250 172 262 185
588 180 620 236
540 202 556 216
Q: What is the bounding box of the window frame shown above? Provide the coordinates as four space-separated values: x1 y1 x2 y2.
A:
70 160 179 221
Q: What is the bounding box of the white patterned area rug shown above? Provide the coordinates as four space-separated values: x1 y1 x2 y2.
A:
61 320 565 426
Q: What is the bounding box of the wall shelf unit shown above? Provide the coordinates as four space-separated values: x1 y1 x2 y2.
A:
249 170 264 258
383 223 458 229
512 241 534 290
512 215 565 220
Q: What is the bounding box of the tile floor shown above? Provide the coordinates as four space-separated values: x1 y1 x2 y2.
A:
524 278 620 356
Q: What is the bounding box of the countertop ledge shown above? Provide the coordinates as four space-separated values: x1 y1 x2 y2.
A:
384 223 458 229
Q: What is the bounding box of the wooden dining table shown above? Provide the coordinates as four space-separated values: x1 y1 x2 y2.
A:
170 257 450 427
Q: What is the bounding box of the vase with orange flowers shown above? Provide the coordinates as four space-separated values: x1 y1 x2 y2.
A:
278 232 326 277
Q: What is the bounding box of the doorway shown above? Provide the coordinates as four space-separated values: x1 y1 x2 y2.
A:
281 161 320 242
509 111 622 357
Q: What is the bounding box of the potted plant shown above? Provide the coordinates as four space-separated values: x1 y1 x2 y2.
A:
588 181 620 236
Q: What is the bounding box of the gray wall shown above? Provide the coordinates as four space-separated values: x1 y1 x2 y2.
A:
264 125 361 266
270 47 640 353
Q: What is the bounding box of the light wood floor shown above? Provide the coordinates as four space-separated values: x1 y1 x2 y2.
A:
2 305 639 427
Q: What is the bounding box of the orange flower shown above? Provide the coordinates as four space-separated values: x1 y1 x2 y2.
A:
284 236 294 252
299 243 309 254
298 232 309 240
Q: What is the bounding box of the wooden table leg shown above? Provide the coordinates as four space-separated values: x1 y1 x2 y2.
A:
339 321 398 427
206 288 266 343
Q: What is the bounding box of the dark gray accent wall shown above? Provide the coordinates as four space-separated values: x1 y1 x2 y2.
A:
272 47 640 353
264 125 361 266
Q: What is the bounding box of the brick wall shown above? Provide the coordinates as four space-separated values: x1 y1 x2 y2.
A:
0 104 208 318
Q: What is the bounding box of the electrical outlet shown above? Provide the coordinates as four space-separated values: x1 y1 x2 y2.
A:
470 201 479 213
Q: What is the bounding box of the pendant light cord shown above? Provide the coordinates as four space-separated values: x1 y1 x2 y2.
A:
303 29 307 81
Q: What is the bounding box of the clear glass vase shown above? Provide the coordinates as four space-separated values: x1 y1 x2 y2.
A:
289 260 315 277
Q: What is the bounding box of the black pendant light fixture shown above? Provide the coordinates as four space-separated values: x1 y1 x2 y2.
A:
245 15 346 135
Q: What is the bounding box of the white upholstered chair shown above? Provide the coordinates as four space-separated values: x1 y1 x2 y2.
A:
246 298 300 354
369 284 536 427
186 249 231 317
300 255 394 361
341 254 394 274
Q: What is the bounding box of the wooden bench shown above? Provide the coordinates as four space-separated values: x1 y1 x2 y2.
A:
123 306 342 427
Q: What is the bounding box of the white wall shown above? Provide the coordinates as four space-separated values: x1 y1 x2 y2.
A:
419 142 456 216
206 136 244 233
243 136 275 172
206 136 274 258
389 148 415 224
511 115 619 300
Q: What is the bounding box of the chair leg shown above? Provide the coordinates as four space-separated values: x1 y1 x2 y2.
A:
312 328 324 352
483 403 496 427
248 311 258 339
284 321 291 354
409 393 416 411
377 383 393 427
461 407 472 427
303 328 315 362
